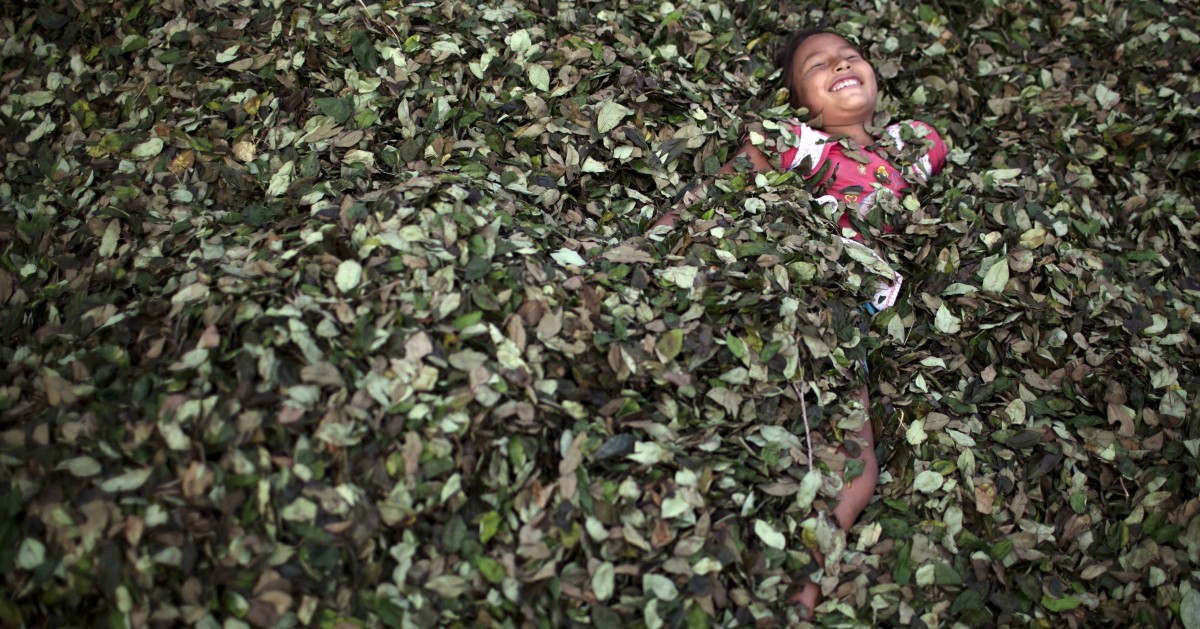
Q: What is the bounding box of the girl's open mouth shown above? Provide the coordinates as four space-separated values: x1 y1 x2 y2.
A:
830 77 862 92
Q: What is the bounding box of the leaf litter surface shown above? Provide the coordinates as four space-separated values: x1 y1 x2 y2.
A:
1 0 1199 627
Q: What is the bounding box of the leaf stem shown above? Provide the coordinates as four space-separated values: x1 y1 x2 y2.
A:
792 374 814 469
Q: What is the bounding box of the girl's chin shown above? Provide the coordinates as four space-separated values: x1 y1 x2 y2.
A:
821 111 876 128
831 93 874 106
824 106 873 121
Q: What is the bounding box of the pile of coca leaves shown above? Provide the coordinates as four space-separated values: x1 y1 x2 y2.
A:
2 0 1198 626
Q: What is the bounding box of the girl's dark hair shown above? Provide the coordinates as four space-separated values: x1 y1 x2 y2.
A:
775 28 865 108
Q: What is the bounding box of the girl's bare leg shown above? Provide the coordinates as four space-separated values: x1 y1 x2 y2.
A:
789 389 881 616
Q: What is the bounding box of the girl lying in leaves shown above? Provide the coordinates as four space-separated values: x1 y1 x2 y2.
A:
655 29 947 618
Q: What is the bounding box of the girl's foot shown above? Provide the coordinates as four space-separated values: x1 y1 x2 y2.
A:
789 581 820 619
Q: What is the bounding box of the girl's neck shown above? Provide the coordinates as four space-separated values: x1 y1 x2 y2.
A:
823 123 874 148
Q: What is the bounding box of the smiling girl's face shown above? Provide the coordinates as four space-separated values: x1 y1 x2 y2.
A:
788 33 879 128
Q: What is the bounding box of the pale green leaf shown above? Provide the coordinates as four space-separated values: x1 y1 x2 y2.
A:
986 168 1022 180
982 258 1010 293
215 44 239 63
550 248 586 267
16 538 45 570
1020 227 1047 248
98 468 154 493
660 494 690 519
335 260 363 293
1182 584 1200 629
842 240 895 276
656 328 683 362
281 497 318 522
934 304 962 334
758 426 801 449
425 575 468 598
1095 83 1120 108
343 149 375 166
22 91 55 107
26 116 56 143
906 418 927 445
267 161 294 197
1041 594 1082 612
581 156 607 173
592 561 615 601
159 421 191 451
795 469 821 513
645 600 663 629
98 220 120 257
657 266 698 290
58 456 102 477
1005 399 1026 424
642 573 679 601
596 100 632 134
1142 313 1168 336
528 64 550 91
627 442 669 465
914 470 944 493
131 137 163 159
915 563 936 586
507 29 531 53
754 519 786 550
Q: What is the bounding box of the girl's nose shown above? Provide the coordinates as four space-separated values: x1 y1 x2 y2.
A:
835 58 850 72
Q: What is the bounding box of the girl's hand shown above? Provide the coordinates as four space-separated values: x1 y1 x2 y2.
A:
719 125 773 176
678 184 705 207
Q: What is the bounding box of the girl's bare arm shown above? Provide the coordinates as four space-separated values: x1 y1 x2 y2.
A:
652 141 774 228
718 140 773 175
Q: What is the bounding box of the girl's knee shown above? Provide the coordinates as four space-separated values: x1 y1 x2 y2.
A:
862 447 880 480
864 458 880 491
853 450 880 497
